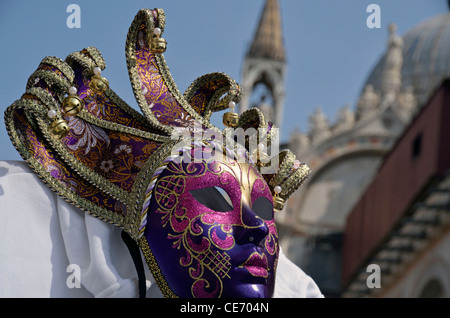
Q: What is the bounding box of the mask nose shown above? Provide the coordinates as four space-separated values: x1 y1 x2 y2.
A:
234 204 269 247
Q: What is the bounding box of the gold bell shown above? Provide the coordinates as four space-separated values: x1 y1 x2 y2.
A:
223 101 239 128
89 67 109 94
150 27 167 53
49 117 69 140
273 185 285 213
62 86 84 116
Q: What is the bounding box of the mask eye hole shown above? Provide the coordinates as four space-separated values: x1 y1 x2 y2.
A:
189 186 233 212
252 196 273 221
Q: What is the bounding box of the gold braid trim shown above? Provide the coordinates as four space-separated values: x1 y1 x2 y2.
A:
125 8 224 134
138 236 178 298
269 150 296 188
126 139 179 239
41 56 75 83
125 9 172 134
4 100 125 228
26 69 70 101
280 164 311 199
66 47 106 77
183 72 243 120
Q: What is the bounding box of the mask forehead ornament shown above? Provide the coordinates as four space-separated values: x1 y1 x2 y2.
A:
4 8 310 298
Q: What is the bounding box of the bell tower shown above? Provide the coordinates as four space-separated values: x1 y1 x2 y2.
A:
240 0 286 128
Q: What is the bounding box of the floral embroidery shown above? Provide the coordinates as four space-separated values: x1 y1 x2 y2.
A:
114 144 132 155
174 112 195 127
99 160 114 172
67 117 110 155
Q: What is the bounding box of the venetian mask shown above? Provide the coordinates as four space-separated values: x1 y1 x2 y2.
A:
4 8 310 298
142 145 279 297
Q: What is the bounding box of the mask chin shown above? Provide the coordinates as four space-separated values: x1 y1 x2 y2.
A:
237 283 273 298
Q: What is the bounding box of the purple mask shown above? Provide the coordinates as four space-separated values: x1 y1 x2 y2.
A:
141 146 278 298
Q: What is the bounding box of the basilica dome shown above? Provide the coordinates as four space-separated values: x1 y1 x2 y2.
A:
364 12 450 106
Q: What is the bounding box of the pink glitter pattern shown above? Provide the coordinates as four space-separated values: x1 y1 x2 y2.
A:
146 145 279 297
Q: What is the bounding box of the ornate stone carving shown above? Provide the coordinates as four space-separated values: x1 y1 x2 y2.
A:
356 84 380 121
309 107 331 144
381 23 403 100
333 104 355 134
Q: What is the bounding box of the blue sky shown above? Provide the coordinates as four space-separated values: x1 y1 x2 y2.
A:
0 0 447 160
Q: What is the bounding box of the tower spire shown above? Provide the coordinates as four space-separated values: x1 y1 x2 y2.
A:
240 0 287 129
247 0 285 61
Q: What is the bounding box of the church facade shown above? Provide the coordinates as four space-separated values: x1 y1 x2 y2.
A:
242 0 450 297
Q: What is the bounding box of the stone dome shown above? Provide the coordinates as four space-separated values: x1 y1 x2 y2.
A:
364 13 450 106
